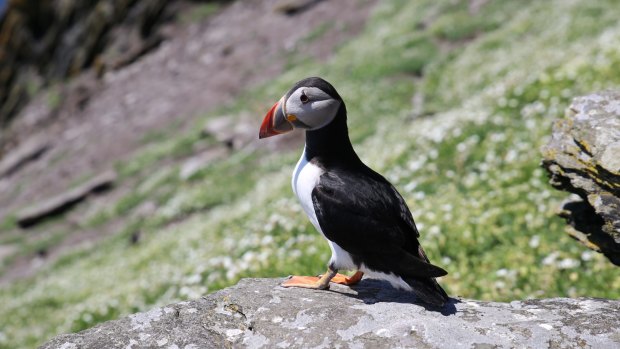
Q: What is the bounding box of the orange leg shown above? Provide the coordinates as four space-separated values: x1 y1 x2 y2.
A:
281 268 337 289
281 269 364 289
330 271 364 286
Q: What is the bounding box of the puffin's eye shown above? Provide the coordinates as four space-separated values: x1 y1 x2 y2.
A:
300 93 309 104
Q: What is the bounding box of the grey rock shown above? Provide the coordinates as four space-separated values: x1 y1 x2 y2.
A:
16 170 116 228
542 91 620 265
0 244 17 261
40 278 620 349
203 114 305 153
202 116 262 150
179 146 229 180
201 116 235 147
0 137 51 178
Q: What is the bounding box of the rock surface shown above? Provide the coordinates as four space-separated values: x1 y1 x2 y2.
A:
40 278 620 349
0 136 50 177
542 91 620 265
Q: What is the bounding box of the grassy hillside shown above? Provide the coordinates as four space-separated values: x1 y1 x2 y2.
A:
2 0 620 347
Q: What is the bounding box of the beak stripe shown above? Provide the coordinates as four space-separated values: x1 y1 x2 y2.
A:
258 95 294 139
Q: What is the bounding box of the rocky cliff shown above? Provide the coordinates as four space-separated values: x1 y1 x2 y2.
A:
0 0 175 128
542 91 620 265
40 278 620 348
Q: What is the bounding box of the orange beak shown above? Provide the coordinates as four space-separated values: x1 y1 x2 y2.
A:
259 97 293 139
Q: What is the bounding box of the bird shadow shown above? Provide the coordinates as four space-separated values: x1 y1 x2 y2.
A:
329 279 460 316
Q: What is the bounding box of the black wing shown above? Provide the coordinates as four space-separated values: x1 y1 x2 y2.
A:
312 166 447 278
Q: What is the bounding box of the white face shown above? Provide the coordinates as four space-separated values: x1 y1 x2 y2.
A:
284 87 341 130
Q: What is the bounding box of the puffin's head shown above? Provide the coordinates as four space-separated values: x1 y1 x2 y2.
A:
259 77 343 139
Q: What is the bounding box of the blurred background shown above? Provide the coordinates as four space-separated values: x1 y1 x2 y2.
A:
0 0 619 347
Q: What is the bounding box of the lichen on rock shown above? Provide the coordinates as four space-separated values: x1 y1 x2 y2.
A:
40 278 620 348
542 91 620 265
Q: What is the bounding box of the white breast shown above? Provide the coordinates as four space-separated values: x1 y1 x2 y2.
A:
292 149 323 232
292 149 357 271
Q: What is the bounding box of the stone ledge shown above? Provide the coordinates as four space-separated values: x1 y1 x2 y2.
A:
40 278 620 348
541 90 620 265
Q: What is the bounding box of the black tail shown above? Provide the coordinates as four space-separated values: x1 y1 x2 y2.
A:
404 276 449 307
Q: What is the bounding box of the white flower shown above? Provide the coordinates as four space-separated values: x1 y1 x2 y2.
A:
184 274 202 285
542 252 559 266
529 235 540 248
404 181 418 192
261 235 274 245
580 251 594 261
428 225 441 236
557 258 579 269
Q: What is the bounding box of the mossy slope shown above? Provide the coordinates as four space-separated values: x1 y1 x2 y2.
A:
2 1 620 348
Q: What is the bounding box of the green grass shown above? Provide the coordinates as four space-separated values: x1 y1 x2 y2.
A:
0 215 17 232
302 22 333 44
20 230 68 257
139 119 184 145
46 87 61 110
2 0 620 348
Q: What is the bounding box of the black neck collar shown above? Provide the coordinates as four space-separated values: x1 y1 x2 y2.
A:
304 104 360 165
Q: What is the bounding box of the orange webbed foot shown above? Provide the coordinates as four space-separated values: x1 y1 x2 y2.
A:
327 271 364 286
281 275 330 289
281 269 360 289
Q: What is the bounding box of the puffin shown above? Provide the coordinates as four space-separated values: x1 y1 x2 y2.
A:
258 77 449 306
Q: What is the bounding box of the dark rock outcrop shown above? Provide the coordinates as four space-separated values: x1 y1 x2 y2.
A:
542 91 620 265
0 135 50 177
40 278 620 348
0 0 173 127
